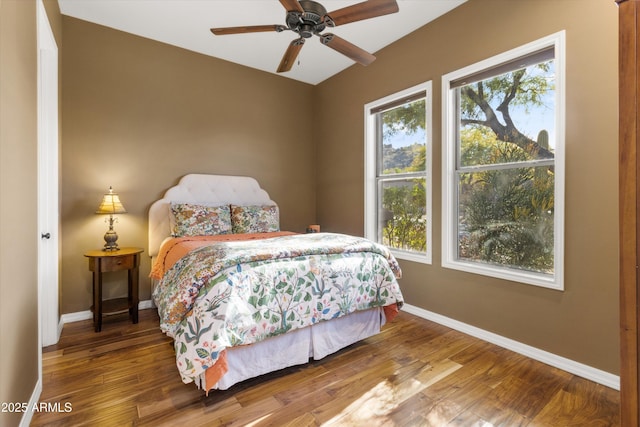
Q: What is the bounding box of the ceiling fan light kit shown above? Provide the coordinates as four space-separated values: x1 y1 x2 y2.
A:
210 0 399 73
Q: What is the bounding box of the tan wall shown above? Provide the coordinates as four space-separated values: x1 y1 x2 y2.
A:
1 1 39 425
315 0 620 374
61 17 316 314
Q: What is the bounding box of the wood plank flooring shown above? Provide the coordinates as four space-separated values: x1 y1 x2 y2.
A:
32 309 620 426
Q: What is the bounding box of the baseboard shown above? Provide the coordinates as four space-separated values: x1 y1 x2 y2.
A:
402 303 620 391
57 317 64 340
19 378 42 427
60 300 155 325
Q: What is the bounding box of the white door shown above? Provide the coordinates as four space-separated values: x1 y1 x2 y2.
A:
37 0 60 347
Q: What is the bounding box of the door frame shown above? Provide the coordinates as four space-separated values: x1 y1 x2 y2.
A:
617 0 640 425
37 0 60 349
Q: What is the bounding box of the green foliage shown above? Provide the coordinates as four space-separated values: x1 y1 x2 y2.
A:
458 128 555 273
375 59 556 272
460 63 553 122
453 59 557 274
382 143 426 173
459 61 555 159
378 98 427 253
381 99 425 137
381 179 427 252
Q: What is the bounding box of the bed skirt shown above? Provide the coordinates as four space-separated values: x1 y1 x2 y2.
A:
209 307 385 390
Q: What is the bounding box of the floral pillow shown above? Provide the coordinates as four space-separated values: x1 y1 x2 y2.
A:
231 204 280 234
170 203 232 237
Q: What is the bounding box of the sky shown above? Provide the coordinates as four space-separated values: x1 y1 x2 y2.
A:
385 126 426 148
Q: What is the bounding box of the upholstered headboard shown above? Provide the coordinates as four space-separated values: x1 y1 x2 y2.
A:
148 174 276 257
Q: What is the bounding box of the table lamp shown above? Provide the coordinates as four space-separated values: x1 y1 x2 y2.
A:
96 186 127 251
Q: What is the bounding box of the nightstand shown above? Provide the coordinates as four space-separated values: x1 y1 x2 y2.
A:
84 247 144 332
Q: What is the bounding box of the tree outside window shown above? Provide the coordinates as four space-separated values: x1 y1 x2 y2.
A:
379 98 427 252
443 32 565 289
457 59 555 274
365 82 432 264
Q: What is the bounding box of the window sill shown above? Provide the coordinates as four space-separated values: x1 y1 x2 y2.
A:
442 258 563 291
391 249 432 265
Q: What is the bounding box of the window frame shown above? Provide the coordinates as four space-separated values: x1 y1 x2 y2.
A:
364 81 433 264
441 31 566 290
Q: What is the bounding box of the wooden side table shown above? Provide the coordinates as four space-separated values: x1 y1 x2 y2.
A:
84 247 144 332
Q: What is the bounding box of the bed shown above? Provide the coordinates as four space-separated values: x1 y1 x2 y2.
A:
148 174 404 393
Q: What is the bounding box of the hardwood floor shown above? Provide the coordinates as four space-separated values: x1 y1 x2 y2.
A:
32 309 620 426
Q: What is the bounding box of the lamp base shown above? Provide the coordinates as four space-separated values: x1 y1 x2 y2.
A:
103 228 120 251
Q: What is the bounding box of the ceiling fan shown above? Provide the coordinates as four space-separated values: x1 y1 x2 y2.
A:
210 0 399 73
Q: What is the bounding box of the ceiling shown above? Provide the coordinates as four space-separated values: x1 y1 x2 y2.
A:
58 0 466 85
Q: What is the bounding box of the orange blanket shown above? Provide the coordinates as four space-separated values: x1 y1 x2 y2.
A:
150 232 297 281
383 303 400 323
204 350 228 395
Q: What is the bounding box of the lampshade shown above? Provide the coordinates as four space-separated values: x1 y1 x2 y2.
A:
96 186 127 215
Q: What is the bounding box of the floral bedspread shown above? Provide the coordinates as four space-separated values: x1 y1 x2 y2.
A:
152 232 403 385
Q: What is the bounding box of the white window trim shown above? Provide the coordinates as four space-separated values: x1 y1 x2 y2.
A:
441 31 566 290
364 81 433 264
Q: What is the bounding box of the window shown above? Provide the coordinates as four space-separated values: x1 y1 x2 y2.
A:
365 82 432 264
442 32 565 289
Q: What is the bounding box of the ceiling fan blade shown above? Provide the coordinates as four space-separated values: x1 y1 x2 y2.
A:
325 0 399 27
277 38 305 73
279 0 304 13
210 25 286 36
320 33 375 66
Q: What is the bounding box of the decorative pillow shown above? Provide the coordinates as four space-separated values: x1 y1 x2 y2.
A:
170 203 232 237
231 204 280 234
